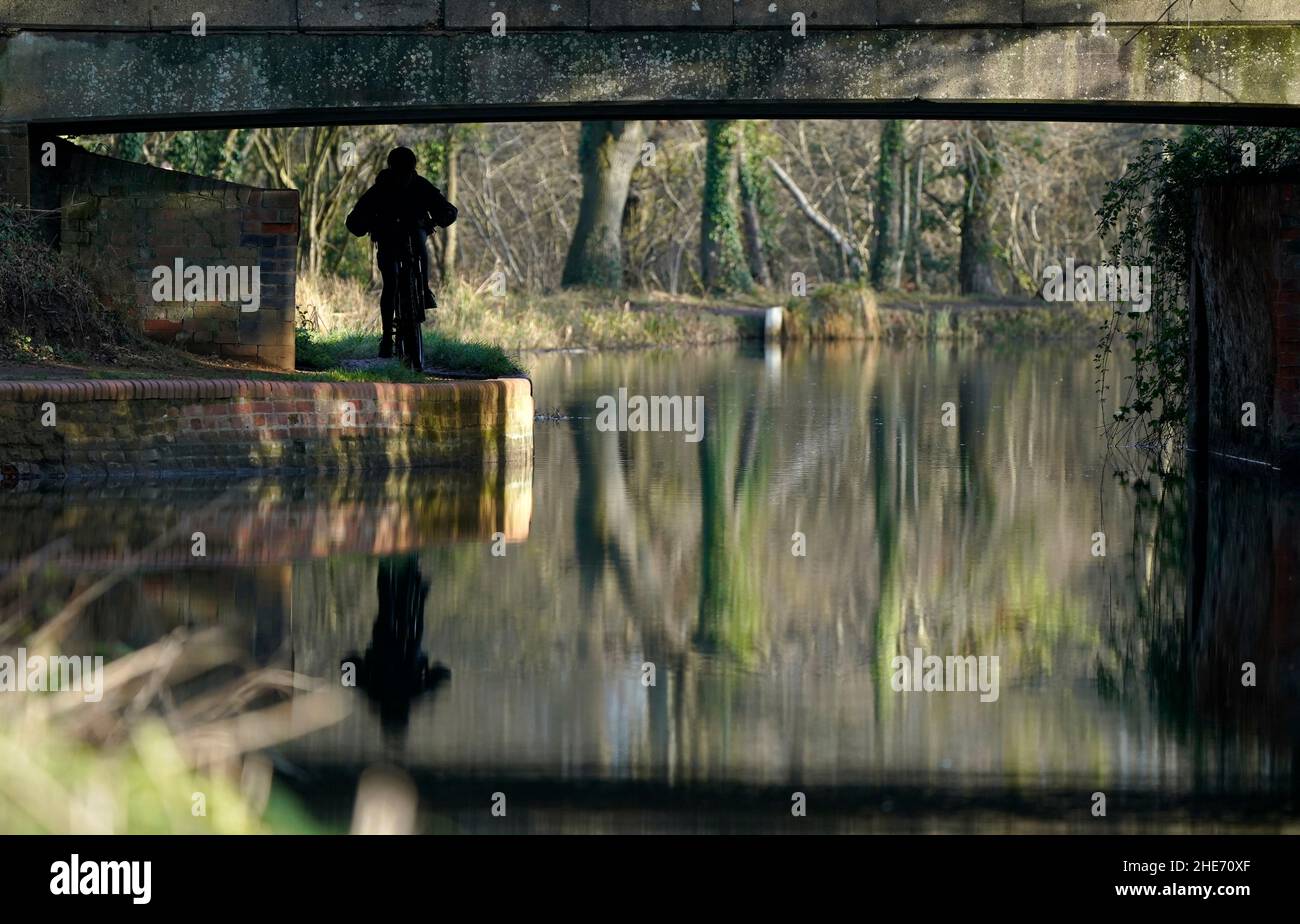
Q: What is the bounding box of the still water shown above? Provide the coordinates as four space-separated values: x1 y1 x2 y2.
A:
5 341 1298 832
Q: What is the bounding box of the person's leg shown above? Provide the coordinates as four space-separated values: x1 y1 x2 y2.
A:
377 246 397 357
415 230 433 317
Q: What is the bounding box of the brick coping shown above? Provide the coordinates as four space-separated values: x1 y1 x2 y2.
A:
0 376 532 402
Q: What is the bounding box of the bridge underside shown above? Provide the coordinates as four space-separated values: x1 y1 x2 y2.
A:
3 5 1300 472
1 25 1298 132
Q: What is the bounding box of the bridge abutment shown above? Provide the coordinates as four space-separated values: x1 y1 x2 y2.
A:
1190 176 1300 470
0 124 30 205
19 138 299 369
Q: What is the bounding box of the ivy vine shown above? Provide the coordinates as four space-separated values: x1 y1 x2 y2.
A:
1096 125 1300 447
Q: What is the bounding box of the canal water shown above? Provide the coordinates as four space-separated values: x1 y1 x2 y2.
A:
4 341 1297 832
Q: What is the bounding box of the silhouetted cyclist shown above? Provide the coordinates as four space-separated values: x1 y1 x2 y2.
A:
342 554 451 741
346 146 458 359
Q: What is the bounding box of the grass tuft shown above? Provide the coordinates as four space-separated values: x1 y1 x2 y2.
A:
296 326 525 379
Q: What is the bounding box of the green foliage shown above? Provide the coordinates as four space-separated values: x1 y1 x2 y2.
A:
1095 126 1300 444
73 130 248 179
738 121 780 266
160 131 230 177
870 119 904 288
295 325 525 379
114 132 145 163
0 720 327 834
701 120 753 294
415 124 470 190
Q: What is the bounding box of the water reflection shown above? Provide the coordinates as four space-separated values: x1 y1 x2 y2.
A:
4 342 1298 831
342 554 450 744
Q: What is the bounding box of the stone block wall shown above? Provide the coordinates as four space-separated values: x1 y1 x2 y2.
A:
0 124 29 203
1190 177 1300 469
27 138 298 369
0 376 534 481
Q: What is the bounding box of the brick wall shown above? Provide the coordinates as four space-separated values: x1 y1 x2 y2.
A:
1277 183 1300 465
1190 463 1300 743
1190 176 1300 469
0 467 530 575
0 376 533 481
28 138 298 369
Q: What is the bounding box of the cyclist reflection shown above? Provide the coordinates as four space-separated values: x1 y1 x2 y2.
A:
342 554 450 740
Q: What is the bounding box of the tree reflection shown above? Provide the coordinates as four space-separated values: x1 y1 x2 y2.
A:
695 379 772 664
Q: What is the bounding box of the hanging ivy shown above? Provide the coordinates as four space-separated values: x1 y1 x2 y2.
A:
1095 125 1300 447
701 120 753 294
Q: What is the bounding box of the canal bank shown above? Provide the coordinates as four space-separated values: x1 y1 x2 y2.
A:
0 375 533 481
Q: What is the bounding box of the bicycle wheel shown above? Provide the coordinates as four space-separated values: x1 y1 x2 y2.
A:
391 266 407 362
399 259 425 372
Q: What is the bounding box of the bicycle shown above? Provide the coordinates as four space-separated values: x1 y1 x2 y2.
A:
391 218 428 373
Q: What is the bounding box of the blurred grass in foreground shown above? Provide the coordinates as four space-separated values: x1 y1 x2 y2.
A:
0 502 355 834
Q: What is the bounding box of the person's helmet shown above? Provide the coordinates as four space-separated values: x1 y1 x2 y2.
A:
387 146 417 173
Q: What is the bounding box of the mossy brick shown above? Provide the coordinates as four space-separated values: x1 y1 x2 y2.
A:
260 190 298 208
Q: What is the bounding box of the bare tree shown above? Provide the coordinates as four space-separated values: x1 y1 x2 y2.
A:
766 157 866 281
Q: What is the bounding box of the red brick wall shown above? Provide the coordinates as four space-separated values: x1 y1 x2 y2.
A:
1191 177 1300 469
0 376 533 481
0 466 530 575
1276 182 1300 466
28 138 298 369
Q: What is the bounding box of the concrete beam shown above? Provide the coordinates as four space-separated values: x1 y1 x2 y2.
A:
444 1 587 29
1024 1 1300 25
299 1 441 30
0 1 152 29
1 25 1296 129
734 2 878 28
3 0 1297 30
148 1 298 30
590 0 733 29
880 1 1022 27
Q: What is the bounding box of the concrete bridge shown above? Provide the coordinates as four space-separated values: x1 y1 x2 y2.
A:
2 1 1299 468
0 1 1297 132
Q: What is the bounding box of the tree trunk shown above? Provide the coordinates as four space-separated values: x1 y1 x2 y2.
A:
700 120 754 294
895 149 910 289
736 126 772 288
912 124 926 291
440 126 459 283
870 119 904 289
562 120 647 288
958 122 1001 296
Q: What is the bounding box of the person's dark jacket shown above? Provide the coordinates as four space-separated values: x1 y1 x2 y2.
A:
346 168 457 245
